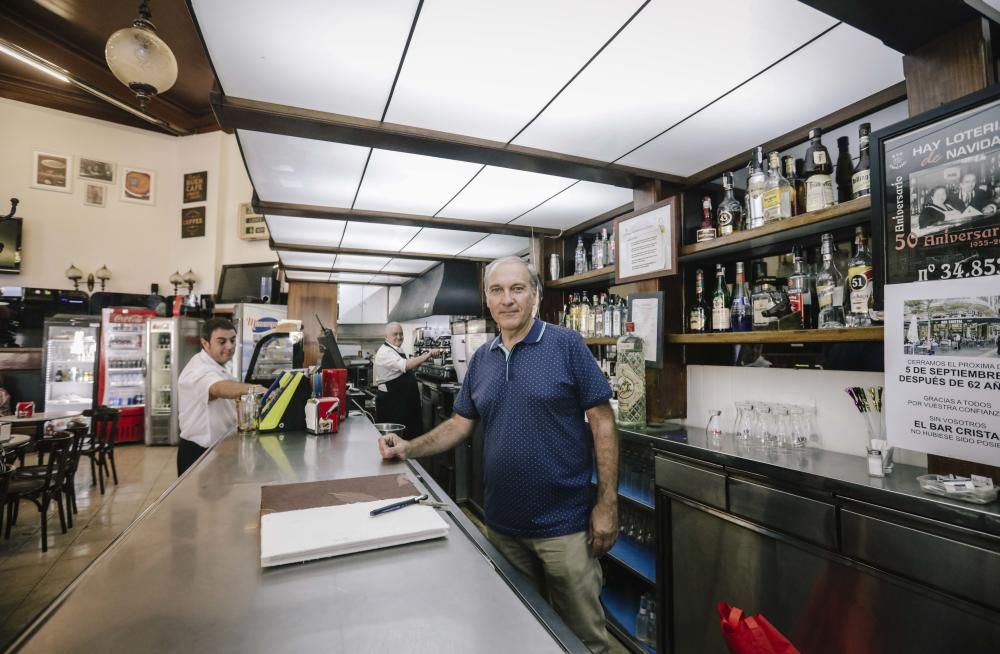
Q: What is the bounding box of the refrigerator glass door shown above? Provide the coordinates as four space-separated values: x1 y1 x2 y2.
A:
145 318 173 444
44 322 98 412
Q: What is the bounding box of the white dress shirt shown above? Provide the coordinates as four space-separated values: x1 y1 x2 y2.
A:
178 350 237 448
374 343 408 390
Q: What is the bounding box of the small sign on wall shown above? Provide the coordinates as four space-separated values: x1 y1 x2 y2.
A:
183 171 208 203
238 203 269 241
181 206 206 238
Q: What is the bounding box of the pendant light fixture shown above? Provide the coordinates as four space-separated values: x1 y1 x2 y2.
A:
105 0 178 108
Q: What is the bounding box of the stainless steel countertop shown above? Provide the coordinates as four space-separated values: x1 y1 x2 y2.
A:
632 425 1000 537
10 417 583 653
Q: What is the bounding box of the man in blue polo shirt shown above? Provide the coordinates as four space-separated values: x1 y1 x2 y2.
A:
378 256 619 653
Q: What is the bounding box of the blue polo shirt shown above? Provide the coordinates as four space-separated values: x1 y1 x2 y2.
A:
453 319 612 538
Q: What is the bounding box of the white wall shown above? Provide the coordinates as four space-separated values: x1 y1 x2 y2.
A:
0 98 274 296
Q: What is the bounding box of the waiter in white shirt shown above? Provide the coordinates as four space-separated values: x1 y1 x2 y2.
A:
374 322 438 440
177 318 267 475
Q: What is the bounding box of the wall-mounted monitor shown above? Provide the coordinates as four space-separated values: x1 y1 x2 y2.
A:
216 262 279 304
0 218 23 273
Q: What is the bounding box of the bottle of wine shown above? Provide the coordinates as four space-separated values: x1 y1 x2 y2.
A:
835 135 854 203
852 123 871 199
846 225 874 327
696 195 717 242
730 261 753 332
717 171 743 235
803 128 834 212
689 268 710 333
793 158 808 215
711 264 732 332
815 233 846 328
782 156 801 216
762 150 793 223
746 147 768 229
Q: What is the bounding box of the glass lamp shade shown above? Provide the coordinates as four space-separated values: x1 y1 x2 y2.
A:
95 264 112 282
64 264 83 282
105 24 178 104
182 269 197 288
168 270 184 286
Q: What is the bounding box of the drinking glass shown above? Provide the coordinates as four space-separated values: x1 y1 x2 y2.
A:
706 410 723 449
772 405 791 448
753 404 774 447
788 406 808 448
733 402 754 445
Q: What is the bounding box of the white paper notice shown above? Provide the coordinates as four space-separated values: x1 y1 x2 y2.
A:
885 277 1000 466
619 205 671 279
630 298 659 364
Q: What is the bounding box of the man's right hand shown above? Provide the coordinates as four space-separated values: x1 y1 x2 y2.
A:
378 433 409 461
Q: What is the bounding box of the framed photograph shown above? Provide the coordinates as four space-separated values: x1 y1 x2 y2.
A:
627 291 664 368
121 167 155 205
78 157 115 184
181 206 206 239
183 171 208 203
31 151 72 193
238 202 269 241
614 196 679 284
84 183 106 208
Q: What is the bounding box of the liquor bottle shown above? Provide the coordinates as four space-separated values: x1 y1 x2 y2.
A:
617 296 628 336
782 156 801 216
567 293 578 332
846 225 874 326
762 151 793 223
688 269 710 333
606 228 616 265
751 260 780 331
612 295 624 337
803 128 834 212
591 233 605 270
730 261 753 332
580 291 593 337
574 236 588 274
603 293 614 337
594 293 606 337
616 322 646 430
835 136 854 203
815 233 846 328
852 123 871 199
717 172 743 235
746 147 768 229
696 195 717 242
711 264 732 332
600 228 612 266
787 246 817 329
793 158 808 215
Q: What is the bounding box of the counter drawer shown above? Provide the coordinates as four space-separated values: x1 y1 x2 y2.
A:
655 454 726 510
728 478 837 548
841 509 1000 611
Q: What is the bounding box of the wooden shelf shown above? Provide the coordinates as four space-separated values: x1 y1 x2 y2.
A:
679 196 871 263
584 337 618 345
546 266 616 289
666 326 883 344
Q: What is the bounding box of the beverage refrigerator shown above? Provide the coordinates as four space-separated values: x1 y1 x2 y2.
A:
145 316 203 446
97 307 156 443
41 315 101 413
231 303 287 381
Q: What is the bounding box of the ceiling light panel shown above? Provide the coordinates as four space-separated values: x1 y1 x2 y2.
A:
513 182 633 230
277 251 336 268
240 130 368 206
328 272 376 283
385 0 644 142
265 216 346 248
402 228 487 255
382 259 438 274
284 271 333 282
339 221 420 251
460 235 529 258
333 254 393 271
369 275 411 285
353 149 482 215
438 166 577 223
513 0 837 164
191 0 418 118
617 25 904 176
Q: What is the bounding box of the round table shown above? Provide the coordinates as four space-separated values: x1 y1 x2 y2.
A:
0 433 32 466
0 411 84 463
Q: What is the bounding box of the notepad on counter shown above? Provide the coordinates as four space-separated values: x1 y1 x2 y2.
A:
259 473 449 567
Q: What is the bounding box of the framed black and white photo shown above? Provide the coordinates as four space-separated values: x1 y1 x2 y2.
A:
121 167 155 205
78 157 115 184
31 151 72 193
84 183 106 208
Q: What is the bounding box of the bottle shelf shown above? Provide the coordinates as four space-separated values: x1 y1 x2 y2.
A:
678 196 871 263
607 535 656 585
667 326 883 344
591 476 655 511
584 337 618 345
600 585 657 654
546 266 617 289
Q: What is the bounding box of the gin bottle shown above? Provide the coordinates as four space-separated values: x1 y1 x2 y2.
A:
574 236 588 274
592 233 605 270
746 147 768 229
815 233 846 328
730 262 753 332
579 291 593 337
762 150 793 223
616 322 646 430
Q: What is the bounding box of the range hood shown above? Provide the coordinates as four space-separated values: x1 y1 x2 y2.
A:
388 261 483 322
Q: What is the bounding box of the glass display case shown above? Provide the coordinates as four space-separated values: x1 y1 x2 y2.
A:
245 330 304 386
41 315 100 412
145 316 202 445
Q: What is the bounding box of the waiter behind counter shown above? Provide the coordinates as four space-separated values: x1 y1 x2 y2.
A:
373 322 441 439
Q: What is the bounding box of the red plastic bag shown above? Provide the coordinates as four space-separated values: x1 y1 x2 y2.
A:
718 603 800 654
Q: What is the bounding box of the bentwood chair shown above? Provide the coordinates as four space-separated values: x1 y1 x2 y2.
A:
14 425 87 527
80 407 120 495
0 463 11 538
4 432 73 552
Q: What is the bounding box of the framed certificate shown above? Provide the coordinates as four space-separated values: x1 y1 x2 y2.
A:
614 196 679 284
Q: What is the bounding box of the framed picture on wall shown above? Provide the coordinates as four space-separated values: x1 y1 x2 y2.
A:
238 202 269 241
181 206 206 238
614 196 679 284
183 171 207 203
31 151 72 193
84 183 106 208
78 157 116 184
121 167 155 205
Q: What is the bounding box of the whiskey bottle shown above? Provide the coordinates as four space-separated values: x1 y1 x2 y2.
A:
852 123 871 199
717 172 743 235
750 260 780 331
803 128 834 212
835 136 854 203
689 269 710 333
815 233 846 328
846 226 874 327
711 264 732 332
782 156 801 216
746 147 768 229
696 195 717 242
730 262 753 332
762 150 793 223
787 246 817 329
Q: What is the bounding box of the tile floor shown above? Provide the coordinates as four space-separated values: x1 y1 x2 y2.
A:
0 444 177 649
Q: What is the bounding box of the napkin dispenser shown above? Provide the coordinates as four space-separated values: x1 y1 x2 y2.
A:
259 371 310 432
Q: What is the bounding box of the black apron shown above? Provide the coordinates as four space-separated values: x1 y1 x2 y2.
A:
375 344 422 440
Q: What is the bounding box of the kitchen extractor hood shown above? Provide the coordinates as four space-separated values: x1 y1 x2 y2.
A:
388 261 483 322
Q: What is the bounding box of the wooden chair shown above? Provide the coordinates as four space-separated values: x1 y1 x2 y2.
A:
14 425 88 528
80 407 120 495
0 463 11 538
4 432 73 552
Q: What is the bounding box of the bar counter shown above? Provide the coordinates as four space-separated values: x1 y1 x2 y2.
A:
8 417 584 653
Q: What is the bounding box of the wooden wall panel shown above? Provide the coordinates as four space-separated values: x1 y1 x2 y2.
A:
287 282 339 367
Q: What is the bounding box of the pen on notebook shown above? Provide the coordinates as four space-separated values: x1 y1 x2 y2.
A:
369 495 427 517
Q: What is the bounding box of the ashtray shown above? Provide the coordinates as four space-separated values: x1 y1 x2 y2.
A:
917 474 998 504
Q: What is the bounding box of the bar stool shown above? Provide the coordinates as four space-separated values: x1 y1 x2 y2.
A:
3 432 73 552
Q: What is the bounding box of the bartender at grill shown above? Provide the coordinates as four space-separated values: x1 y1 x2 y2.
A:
374 322 440 439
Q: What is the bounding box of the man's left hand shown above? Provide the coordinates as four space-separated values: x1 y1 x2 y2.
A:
588 500 618 557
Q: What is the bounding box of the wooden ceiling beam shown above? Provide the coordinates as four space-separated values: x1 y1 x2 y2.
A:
271 240 494 263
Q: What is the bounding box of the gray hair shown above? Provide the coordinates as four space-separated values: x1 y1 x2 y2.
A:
384 322 403 337
483 256 541 294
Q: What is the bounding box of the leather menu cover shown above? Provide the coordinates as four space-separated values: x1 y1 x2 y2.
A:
260 473 418 515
